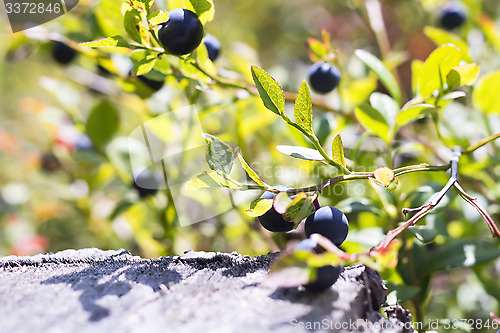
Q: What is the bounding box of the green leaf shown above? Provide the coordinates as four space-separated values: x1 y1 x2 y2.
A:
237 153 268 187
251 66 285 116
385 282 421 304
306 37 328 62
124 9 142 44
355 49 401 104
294 81 313 133
417 44 461 98
473 70 500 114
276 145 324 161
331 134 346 169
79 36 131 48
185 170 243 190
336 198 385 216
354 104 390 141
282 193 315 224
203 134 235 174
423 239 500 275
447 63 480 89
183 0 215 24
131 55 158 76
396 103 436 127
86 100 119 149
423 26 471 62
246 198 273 217
369 92 398 128
148 10 169 26
408 226 437 243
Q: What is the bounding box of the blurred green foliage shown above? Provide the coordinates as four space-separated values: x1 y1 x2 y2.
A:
1 0 500 330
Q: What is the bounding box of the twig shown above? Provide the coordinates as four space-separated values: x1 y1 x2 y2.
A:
464 132 500 154
372 147 462 251
454 182 500 239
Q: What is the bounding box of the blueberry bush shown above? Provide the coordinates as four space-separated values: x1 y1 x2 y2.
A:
2 0 500 329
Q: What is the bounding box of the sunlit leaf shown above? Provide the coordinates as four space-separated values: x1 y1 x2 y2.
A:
473 70 500 114
294 81 313 133
131 55 157 76
424 26 471 62
306 37 328 62
282 193 315 223
185 170 243 190
447 63 480 88
417 44 461 98
331 134 346 169
246 198 273 217
251 66 285 116
183 0 215 24
148 10 169 26
79 36 131 48
237 153 268 187
397 103 436 127
203 133 235 174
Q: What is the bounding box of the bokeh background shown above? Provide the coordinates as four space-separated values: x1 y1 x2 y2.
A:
1 0 500 330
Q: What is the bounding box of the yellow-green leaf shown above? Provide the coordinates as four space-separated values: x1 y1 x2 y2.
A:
148 10 169 26
79 36 131 48
424 26 471 62
294 81 313 133
417 44 461 98
237 153 268 187
185 170 242 190
131 55 157 76
246 198 273 217
331 134 346 169
251 66 285 116
183 0 214 24
306 38 328 62
447 63 480 88
473 70 500 114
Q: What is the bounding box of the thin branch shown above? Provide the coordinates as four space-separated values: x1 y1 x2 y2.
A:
454 182 500 239
464 132 500 154
373 147 462 251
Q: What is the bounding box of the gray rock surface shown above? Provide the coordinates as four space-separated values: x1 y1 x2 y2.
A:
0 248 413 333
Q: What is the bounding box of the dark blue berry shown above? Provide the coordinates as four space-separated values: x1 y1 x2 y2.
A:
257 185 295 233
439 5 466 30
308 62 341 94
203 33 221 62
52 42 77 65
158 8 204 56
304 206 349 246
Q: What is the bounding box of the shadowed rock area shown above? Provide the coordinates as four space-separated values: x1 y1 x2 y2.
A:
0 248 413 333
